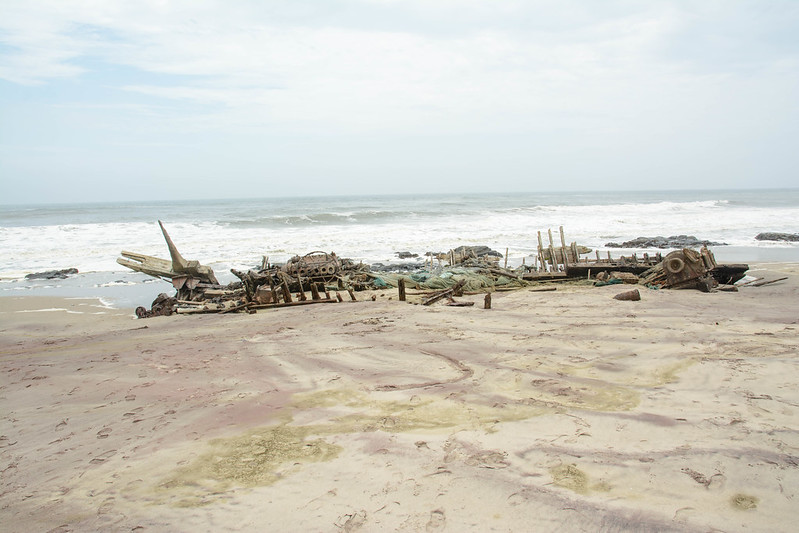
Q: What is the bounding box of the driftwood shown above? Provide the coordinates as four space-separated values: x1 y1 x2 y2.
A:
750 277 788 287
446 296 474 307
422 280 466 306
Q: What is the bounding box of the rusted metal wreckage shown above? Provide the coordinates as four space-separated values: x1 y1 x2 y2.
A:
523 227 748 291
118 223 750 317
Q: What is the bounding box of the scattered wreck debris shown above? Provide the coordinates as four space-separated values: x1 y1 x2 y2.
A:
614 289 641 301
135 293 178 318
524 227 662 282
119 222 755 317
525 227 748 290
638 247 749 291
118 221 219 287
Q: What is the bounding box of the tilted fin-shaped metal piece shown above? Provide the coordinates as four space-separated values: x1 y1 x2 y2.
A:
159 220 189 273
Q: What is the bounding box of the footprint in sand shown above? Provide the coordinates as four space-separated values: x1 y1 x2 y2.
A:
97 497 115 514
97 428 112 439
55 419 68 431
89 449 117 464
426 509 446 531
340 510 367 532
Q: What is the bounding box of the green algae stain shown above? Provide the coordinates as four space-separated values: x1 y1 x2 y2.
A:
293 388 553 434
731 493 759 510
526 378 639 412
332 397 551 434
293 388 368 408
551 464 589 494
652 359 697 385
152 387 569 507
549 464 612 495
155 424 341 507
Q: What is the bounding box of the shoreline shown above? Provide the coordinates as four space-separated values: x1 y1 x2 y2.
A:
1 264 798 531
2 252 799 311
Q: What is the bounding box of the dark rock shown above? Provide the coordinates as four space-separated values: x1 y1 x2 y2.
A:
25 268 79 280
452 245 503 258
605 236 725 249
755 232 799 242
395 251 419 259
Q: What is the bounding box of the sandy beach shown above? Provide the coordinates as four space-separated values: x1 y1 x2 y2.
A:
1 263 798 532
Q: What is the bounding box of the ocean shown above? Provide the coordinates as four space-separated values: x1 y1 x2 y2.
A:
1 189 798 308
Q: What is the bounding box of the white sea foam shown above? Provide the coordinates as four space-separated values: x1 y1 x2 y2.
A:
1 191 797 281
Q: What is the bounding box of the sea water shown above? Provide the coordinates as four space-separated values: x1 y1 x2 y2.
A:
1 189 797 307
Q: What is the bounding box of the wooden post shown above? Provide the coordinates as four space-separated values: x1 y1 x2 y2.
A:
269 279 279 303
559 226 569 267
548 229 558 271
281 280 293 303
348 288 357 301
310 282 321 301
484 293 492 309
537 231 546 271
398 278 406 301
336 292 343 302
504 248 509 269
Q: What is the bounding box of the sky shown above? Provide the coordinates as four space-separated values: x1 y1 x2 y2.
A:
1 0 798 204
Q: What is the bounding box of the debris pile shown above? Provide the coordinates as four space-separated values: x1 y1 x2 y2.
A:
135 293 178 318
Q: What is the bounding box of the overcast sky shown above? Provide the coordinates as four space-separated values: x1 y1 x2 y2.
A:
1 0 797 204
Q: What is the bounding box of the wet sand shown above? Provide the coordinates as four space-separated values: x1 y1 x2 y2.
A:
1 264 798 532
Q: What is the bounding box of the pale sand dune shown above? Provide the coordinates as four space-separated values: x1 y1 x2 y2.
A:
1 266 798 532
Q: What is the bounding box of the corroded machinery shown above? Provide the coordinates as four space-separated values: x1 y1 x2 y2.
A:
284 251 341 282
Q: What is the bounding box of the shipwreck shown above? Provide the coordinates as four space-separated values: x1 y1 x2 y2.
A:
118 223 751 317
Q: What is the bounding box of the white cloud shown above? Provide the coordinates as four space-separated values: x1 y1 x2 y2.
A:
1 0 798 196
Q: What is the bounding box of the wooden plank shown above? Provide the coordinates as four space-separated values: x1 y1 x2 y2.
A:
422 288 454 306
548 229 558 271
559 226 569 266
248 299 338 310
537 231 546 271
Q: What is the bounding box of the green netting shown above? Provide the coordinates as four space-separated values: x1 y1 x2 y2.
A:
363 268 527 291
